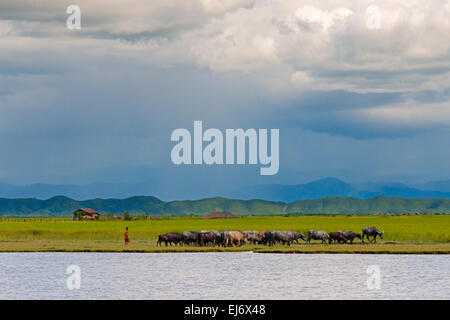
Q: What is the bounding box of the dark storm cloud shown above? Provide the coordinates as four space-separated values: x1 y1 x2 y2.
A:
0 0 449 186
262 89 450 139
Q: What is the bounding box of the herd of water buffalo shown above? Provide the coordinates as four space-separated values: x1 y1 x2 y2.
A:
156 226 384 247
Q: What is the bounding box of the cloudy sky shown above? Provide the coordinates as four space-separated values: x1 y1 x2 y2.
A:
0 0 449 192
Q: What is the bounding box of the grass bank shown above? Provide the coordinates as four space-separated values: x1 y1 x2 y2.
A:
0 215 449 254
0 240 448 254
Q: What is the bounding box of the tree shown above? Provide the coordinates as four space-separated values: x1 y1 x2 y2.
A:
123 212 132 221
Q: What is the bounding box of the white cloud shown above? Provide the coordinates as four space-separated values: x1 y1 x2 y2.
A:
294 6 353 31
187 0 450 93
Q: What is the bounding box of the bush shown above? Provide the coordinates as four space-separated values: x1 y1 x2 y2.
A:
123 212 132 221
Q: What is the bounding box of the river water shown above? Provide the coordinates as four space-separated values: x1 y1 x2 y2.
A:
0 252 448 299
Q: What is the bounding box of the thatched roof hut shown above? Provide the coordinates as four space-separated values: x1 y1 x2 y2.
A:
73 208 100 220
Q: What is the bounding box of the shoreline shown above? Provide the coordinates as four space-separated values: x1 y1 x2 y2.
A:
0 242 448 254
0 250 448 255
0 250 448 254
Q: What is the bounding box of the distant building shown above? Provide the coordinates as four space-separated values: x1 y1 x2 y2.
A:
73 208 101 220
201 211 238 219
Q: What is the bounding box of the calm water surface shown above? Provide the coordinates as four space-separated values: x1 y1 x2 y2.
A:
0 252 448 299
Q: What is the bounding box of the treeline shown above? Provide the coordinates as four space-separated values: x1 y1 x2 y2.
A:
0 195 449 216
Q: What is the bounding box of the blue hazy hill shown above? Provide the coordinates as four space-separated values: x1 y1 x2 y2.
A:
228 178 450 202
1 177 450 202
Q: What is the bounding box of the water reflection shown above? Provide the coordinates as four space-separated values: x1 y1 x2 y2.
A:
0 252 448 299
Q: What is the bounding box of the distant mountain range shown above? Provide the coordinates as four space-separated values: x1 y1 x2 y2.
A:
1 177 450 202
0 181 154 200
228 178 450 202
1 195 450 217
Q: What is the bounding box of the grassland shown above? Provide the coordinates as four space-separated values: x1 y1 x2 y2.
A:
0 215 449 254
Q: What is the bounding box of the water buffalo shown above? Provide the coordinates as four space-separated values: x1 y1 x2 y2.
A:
287 231 306 243
223 230 248 247
157 234 169 246
201 230 222 246
182 231 201 246
328 231 347 244
272 231 292 245
279 231 306 245
257 231 267 243
220 231 227 247
157 232 183 246
262 231 275 246
263 231 300 246
339 231 362 244
306 230 330 243
362 227 384 243
198 231 217 246
243 231 265 244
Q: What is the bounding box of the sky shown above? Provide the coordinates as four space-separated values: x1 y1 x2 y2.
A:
0 0 449 190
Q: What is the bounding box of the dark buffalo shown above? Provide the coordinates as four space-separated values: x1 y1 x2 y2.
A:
157 232 183 246
288 231 306 243
157 234 169 246
339 231 362 244
198 231 217 246
201 230 222 246
262 231 282 246
262 230 304 246
306 230 329 243
182 231 201 246
328 231 347 244
362 227 384 243
262 231 275 246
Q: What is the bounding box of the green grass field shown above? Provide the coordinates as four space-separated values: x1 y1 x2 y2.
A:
0 215 449 253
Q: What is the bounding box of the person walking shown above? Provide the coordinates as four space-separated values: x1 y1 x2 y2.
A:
124 226 130 245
